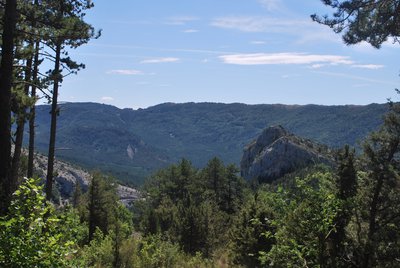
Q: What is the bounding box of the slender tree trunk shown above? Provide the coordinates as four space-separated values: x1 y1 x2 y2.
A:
45 42 61 201
27 0 41 178
27 100 36 178
11 56 33 184
0 0 17 214
362 176 384 268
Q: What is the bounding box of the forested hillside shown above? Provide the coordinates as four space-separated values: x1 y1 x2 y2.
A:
33 102 387 185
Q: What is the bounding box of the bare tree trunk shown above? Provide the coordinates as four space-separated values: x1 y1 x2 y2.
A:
45 42 61 201
10 56 33 184
0 0 17 214
27 0 41 178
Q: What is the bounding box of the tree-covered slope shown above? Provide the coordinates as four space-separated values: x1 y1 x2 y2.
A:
32 102 387 185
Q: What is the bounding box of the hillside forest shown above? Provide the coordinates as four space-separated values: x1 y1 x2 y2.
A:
1 0 400 267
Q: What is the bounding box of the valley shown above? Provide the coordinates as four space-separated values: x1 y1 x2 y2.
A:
32 101 387 185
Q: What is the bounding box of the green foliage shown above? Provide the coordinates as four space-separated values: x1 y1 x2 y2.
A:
265 172 340 267
312 0 400 48
79 229 115 268
80 233 214 268
0 177 77 267
139 158 246 258
229 190 279 267
87 172 119 241
348 101 400 267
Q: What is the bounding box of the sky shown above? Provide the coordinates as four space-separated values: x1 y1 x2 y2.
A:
59 0 400 109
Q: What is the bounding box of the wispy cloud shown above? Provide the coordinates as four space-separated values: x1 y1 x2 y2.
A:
219 53 353 66
250 41 266 45
309 64 326 69
166 16 198 25
211 16 308 33
314 71 397 86
101 96 114 102
258 0 282 11
140 57 180 64
183 29 198 33
107 69 144 75
87 43 237 55
211 16 340 45
351 64 384 70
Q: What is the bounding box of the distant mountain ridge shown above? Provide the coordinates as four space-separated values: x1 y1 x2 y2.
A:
31 102 387 185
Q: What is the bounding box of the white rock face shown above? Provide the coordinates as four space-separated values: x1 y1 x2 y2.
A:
127 144 136 160
240 125 332 183
32 151 140 204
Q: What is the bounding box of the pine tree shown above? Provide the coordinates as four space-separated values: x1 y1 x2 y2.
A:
43 0 99 200
327 145 357 267
312 0 400 48
87 173 118 242
0 0 18 215
355 101 400 267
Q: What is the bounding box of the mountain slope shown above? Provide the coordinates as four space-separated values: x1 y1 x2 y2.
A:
31 102 387 185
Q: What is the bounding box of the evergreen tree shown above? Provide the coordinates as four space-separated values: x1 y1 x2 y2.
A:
0 0 17 215
44 0 99 200
230 191 277 267
327 145 357 267
353 101 400 267
312 0 400 48
87 173 118 242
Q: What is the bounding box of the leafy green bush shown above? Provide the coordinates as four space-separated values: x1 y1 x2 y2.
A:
0 178 77 267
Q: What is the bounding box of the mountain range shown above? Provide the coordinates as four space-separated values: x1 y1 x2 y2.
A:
31 102 387 185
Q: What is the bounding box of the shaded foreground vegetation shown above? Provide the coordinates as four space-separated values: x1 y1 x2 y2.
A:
1 101 400 267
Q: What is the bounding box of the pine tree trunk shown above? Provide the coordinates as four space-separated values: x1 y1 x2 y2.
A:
11 56 33 184
0 0 17 214
362 176 384 268
45 42 62 201
27 1 41 178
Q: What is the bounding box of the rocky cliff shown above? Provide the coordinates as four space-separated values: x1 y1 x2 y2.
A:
240 125 332 183
31 151 140 205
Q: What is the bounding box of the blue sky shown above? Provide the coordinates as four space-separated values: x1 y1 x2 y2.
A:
60 0 400 109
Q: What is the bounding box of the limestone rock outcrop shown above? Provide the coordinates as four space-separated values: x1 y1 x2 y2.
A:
240 125 332 182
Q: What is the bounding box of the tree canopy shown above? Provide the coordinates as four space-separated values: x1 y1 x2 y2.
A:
312 0 400 48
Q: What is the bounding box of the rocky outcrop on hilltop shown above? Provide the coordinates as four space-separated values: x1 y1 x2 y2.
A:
240 125 332 183
32 152 140 205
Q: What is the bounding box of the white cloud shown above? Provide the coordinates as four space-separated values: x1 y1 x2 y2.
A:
211 16 308 33
351 64 384 70
281 74 300 79
258 0 282 11
314 71 398 86
309 64 326 69
166 16 198 25
107 69 144 75
183 29 198 33
141 57 180 64
219 53 353 66
101 96 114 102
250 41 266 45
211 16 341 45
